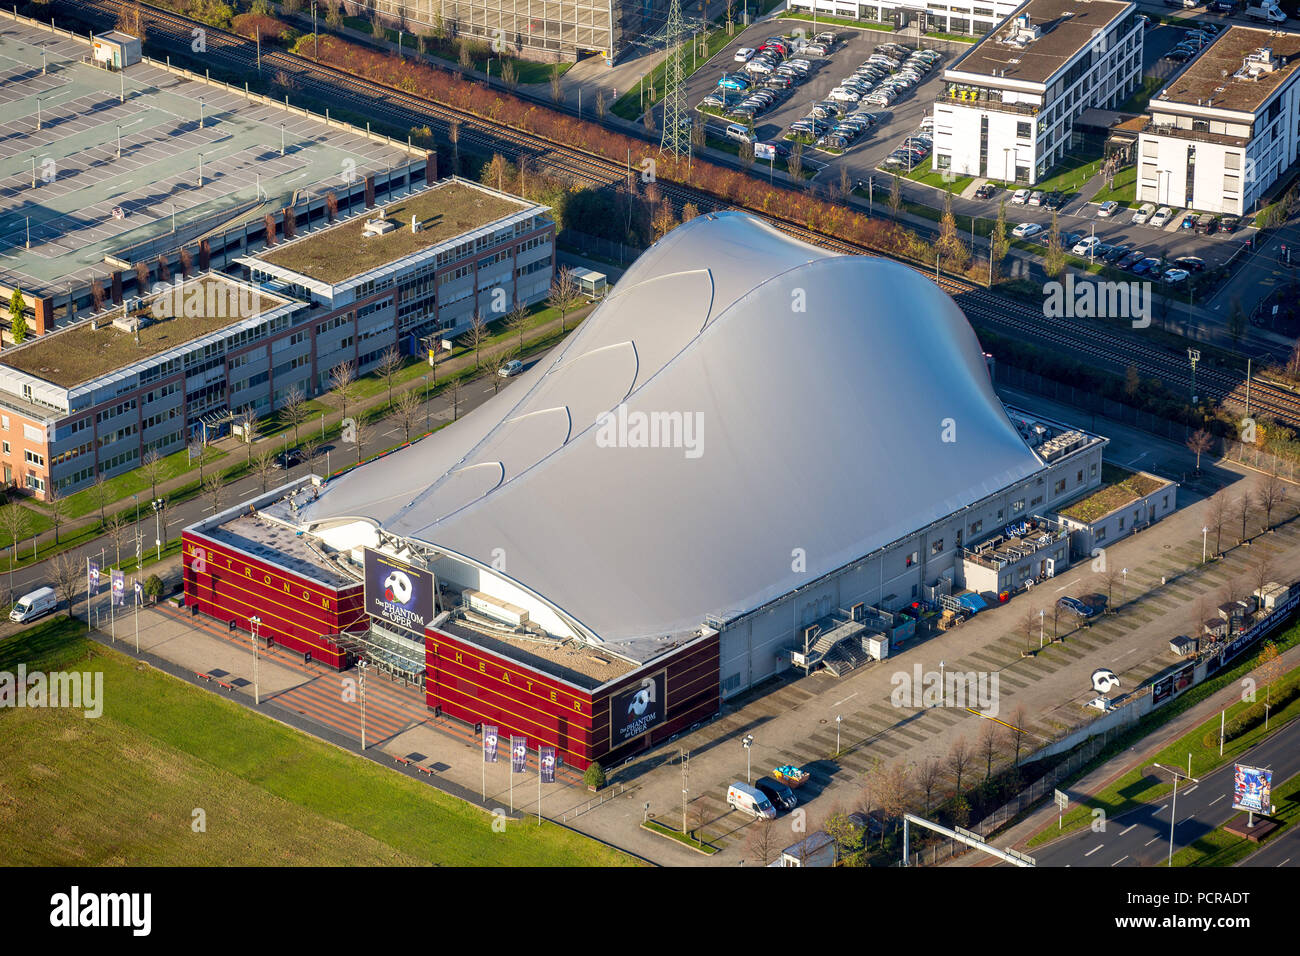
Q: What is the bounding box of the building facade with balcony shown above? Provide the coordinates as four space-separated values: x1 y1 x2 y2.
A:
931 0 1142 185
1135 27 1300 216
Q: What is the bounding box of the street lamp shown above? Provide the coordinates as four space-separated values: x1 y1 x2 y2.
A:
742 733 754 783
835 714 842 755
1152 763 1199 866
939 660 946 706
1039 608 1045 649
200 97 205 129
358 660 368 750
1188 348 1200 405
1202 526 1208 563
1121 567 1128 604
249 615 262 706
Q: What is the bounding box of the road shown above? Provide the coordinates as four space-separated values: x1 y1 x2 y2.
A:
1031 716 1300 866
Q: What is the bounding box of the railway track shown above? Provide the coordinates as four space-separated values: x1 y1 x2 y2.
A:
42 0 1300 428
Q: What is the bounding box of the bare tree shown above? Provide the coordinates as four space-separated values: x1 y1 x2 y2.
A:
1186 429 1213 473
239 407 261 466
947 736 973 796
351 415 371 464
0 503 29 602
747 817 779 865
280 385 308 448
91 474 111 526
466 311 489 368
105 510 129 566
1249 555 1275 609
47 489 67 546
506 302 529 353
1207 491 1229 558
301 438 322 473
377 346 404 407
50 551 82 618
1258 472 1286 533
1005 704 1030 765
140 447 165 500
1236 490 1254 545
330 362 357 421
876 762 913 845
393 388 423 442
547 267 582 333
490 350 516 394
977 719 999 780
201 473 227 515
252 446 278 492
1099 564 1122 610
449 376 463 421
1019 606 1042 653
916 757 944 814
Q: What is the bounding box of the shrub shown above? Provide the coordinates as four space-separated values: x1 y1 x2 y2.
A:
144 574 165 602
583 760 606 789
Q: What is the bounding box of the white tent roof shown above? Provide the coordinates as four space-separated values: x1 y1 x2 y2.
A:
299 212 1045 658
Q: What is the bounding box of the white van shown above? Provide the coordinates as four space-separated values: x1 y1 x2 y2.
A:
10 586 57 623
726 781 778 819
725 123 754 144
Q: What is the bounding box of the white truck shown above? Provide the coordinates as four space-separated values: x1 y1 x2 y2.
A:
10 586 57 623
1245 1 1287 22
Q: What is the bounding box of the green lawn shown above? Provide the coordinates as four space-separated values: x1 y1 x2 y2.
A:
1091 163 1137 207
777 12 896 31
32 445 224 521
0 617 637 867
924 31 979 44
1168 771 1300 867
1118 75 1165 115
904 160 976 195
989 154 1103 198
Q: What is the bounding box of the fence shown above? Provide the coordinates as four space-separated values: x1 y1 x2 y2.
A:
558 229 639 268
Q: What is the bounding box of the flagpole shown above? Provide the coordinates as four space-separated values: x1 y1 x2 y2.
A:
134 583 140 654
537 746 542 825
481 728 486 801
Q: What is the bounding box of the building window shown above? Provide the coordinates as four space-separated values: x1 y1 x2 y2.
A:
1017 121 1031 139
1118 516 1125 530
905 550 919 568
24 450 45 467
931 538 944 555
1012 499 1025 513
1054 478 1066 494
969 519 983 535
1 442 7 455
1096 527 1107 542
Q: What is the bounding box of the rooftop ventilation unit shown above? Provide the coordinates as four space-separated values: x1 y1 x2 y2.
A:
362 218 396 237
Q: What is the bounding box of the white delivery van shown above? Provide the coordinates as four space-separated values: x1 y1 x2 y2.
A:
10 586 57 623
725 123 755 144
726 781 778 819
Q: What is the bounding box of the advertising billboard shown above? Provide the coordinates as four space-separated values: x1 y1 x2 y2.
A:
483 725 499 763
1152 675 1173 706
610 671 667 746
1232 764 1273 814
363 549 435 635
540 746 556 783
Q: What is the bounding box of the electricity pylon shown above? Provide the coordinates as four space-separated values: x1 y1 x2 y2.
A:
659 0 691 161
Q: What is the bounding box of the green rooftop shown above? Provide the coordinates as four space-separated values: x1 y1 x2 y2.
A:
257 182 530 285
1059 465 1168 524
2 276 281 388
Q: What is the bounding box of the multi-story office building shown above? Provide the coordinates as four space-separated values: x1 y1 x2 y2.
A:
1136 27 1300 216
358 0 668 64
0 179 555 498
787 0 1022 37
931 0 1142 185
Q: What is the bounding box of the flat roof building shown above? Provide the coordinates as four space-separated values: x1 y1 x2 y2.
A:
1137 26 1300 215
932 0 1142 184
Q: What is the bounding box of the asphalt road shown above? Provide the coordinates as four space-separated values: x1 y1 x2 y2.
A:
1032 716 1300 866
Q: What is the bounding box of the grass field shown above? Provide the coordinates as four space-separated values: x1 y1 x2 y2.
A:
0 618 636 867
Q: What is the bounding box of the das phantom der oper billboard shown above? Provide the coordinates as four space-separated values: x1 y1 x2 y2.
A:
610 671 667 746
362 549 435 635
1232 765 1273 814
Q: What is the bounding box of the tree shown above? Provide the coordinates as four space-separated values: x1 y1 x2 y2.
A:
876 762 913 845
330 362 357 421
140 447 165 500
550 64 566 105
239 407 261 465
1019 606 1041 653
548 266 582 333
1257 641 1284 725
91 475 111 527
506 302 529 354
105 510 129 566
1207 491 1229 557
936 189 968 271
449 376 463 421
1006 704 1030 764
1236 490 1254 544
466 311 489 368
738 139 755 173
489 351 515 394
1227 298 1247 346
888 171 902 220
787 142 804 183
947 736 973 796
9 285 27 343
1258 472 1286 532
50 552 82 619
280 384 308 447
351 415 371 464
823 810 864 866
747 817 779 865
393 388 422 441
1099 564 1121 610
448 119 461 175
991 199 1009 279
1124 364 1141 401
0 503 29 600
583 760 606 789
300 437 322 472
377 345 403 406
252 447 278 492
1043 210 1065 280
144 573 165 604
325 2 344 30
977 720 999 780
1249 554 1274 606
46 488 66 545
201 473 227 515
1186 429 1213 472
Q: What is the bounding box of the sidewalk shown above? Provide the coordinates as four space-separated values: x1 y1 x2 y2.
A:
944 642 1300 865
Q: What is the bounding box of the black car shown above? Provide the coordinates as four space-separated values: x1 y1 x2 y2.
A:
274 449 303 470
1102 243 1132 264
755 776 798 811
1173 255 1206 272
1117 249 1146 269
1058 596 1099 618
1219 215 1240 234
1165 49 1191 62
1045 190 1065 209
975 182 997 199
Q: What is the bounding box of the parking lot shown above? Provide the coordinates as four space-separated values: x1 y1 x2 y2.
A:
682 19 959 181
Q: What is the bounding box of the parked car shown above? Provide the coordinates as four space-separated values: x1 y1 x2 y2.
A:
498 359 524 377
1173 255 1207 272
1219 215 1240 233
274 449 303 469
1102 243 1132 263
1028 190 1045 206
726 782 777 820
975 182 997 199
754 776 798 811
1096 200 1119 218
1117 249 1147 269
1132 202 1157 224
1012 221 1043 238
1045 190 1066 210
1194 213 1218 235
734 47 755 61
10 586 57 623
1011 188 1031 204
1073 235 1102 257
1150 206 1174 227
1057 596 1099 618
1133 257 1162 276
1163 268 1191 283
1180 212 1198 230
725 123 754 144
